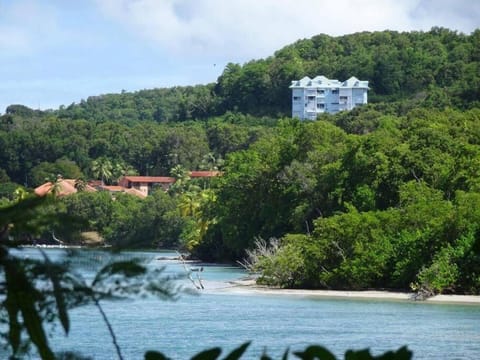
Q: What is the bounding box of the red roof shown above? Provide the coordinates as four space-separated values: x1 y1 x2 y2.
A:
189 171 223 177
121 176 176 183
34 179 96 197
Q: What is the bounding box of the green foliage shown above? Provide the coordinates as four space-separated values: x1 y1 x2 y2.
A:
416 245 459 294
30 159 83 187
197 106 480 294
103 190 184 249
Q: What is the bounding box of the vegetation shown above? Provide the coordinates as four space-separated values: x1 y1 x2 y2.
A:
0 28 479 296
202 109 480 295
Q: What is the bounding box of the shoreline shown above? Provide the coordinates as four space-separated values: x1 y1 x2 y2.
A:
216 279 480 305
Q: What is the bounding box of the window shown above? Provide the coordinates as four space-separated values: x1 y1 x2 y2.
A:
317 89 325 95
293 96 301 101
317 103 325 109
307 96 316 100
332 89 339 94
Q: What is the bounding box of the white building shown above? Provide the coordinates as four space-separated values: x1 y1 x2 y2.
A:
290 75 369 120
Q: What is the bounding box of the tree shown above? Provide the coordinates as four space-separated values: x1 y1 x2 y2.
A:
91 157 113 185
30 159 83 187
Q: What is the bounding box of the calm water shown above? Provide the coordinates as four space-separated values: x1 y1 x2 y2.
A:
9 249 480 359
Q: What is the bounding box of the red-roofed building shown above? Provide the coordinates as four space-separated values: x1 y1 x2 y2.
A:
118 176 176 195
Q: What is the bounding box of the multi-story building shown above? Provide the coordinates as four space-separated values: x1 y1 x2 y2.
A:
290 75 369 120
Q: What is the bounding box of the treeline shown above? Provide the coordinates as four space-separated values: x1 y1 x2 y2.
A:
0 112 274 189
3 27 477 123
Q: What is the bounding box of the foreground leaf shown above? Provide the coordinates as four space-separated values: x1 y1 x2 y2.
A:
223 342 251 360
191 347 222 360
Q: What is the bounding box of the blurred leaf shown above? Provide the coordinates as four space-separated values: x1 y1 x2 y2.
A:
222 342 251 360
4 259 55 360
191 347 222 360
5 289 21 354
345 347 412 360
145 351 171 360
92 260 146 286
40 249 70 334
294 345 337 360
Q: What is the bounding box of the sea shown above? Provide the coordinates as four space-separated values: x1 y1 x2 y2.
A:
6 248 480 359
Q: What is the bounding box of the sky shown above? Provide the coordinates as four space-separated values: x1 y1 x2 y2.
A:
0 0 479 114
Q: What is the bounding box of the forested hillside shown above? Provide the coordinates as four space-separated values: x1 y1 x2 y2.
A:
1 28 480 294
4 27 476 124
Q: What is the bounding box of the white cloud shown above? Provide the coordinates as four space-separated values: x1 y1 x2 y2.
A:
94 0 479 62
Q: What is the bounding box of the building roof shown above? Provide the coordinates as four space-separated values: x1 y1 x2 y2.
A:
121 176 176 183
290 75 368 89
34 179 96 197
342 76 369 88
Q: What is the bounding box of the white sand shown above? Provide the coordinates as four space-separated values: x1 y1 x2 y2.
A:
211 279 480 305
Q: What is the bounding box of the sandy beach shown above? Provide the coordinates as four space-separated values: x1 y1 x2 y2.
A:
215 279 480 305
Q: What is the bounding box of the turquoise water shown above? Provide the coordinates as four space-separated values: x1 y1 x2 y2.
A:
8 249 480 359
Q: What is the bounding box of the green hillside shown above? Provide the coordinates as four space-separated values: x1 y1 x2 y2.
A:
5 27 476 124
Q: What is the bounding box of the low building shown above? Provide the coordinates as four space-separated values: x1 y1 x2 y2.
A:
118 176 176 196
118 172 223 195
290 75 369 120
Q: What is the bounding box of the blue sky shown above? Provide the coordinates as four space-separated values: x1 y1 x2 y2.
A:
0 0 479 114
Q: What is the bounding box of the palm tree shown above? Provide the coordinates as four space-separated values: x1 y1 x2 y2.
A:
178 190 201 218
111 161 138 184
91 157 113 185
200 152 224 171
169 164 190 194
74 178 87 192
